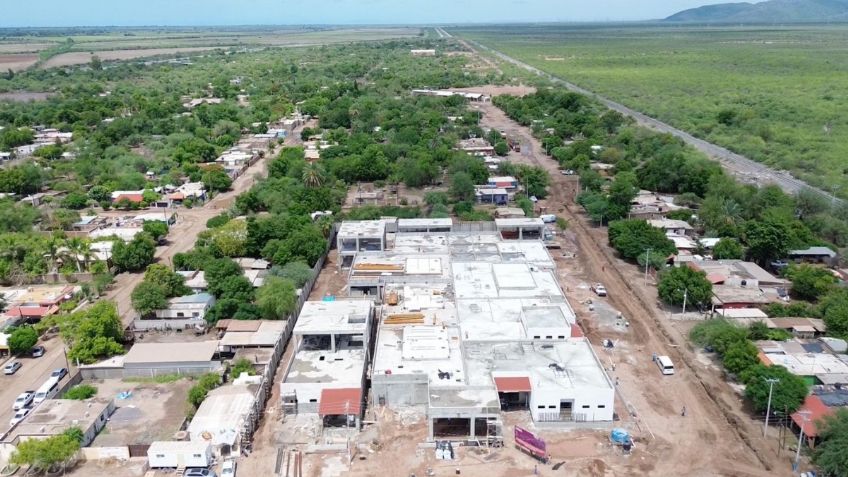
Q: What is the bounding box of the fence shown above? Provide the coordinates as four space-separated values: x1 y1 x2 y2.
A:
452 221 498 233
238 224 338 450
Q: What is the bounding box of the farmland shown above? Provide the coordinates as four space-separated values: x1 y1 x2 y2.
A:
454 25 848 196
0 27 421 70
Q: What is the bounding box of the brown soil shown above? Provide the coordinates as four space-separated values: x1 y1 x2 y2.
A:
0 53 39 72
40 47 224 69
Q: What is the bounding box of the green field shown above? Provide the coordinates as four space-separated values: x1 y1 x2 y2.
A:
455 24 848 195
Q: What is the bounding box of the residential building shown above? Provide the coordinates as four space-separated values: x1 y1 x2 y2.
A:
6 398 114 447
397 218 453 234
133 293 215 331
476 187 509 205
495 218 545 240
123 341 221 377
337 220 387 268
457 138 495 156
487 176 519 190
788 247 837 265
187 384 257 457
280 299 374 429
647 218 694 237
410 49 437 56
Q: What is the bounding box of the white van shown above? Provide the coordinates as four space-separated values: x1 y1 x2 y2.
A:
540 214 557 224
656 355 675 375
33 378 60 404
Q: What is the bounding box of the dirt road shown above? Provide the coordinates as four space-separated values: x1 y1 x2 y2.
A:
450 32 841 206
106 126 310 325
467 97 790 476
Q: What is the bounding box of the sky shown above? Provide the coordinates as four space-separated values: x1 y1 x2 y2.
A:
2 0 736 27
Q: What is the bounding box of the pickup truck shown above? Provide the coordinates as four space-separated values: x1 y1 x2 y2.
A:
591 283 607 297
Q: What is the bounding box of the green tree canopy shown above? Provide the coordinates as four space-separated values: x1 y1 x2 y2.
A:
256 276 297 320
449 171 475 203
60 301 124 364
142 264 190 297
818 289 848 340
712 238 744 260
812 408 848 477
131 280 168 316
740 364 808 414
269 261 313 288
11 428 81 472
657 266 713 309
142 221 169 242
112 233 156 273
785 264 838 301
608 219 676 261
8 326 38 355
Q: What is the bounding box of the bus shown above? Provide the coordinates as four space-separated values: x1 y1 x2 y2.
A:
33 377 60 404
656 355 675 375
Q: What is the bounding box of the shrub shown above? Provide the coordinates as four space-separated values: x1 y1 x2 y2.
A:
65 384 97 400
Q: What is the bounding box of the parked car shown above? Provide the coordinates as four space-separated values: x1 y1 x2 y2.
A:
50 368 68 380
221 460 236 477
13 391 35 411
31 346 45 358
591 283 607 297
10 407 31 426
4 362 22 375
185 469 217 477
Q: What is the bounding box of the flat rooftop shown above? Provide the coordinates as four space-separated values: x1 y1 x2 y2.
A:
398 218 453 228
351 252 451 281
465 339 613 391
394 234 450 254
338 220 386 238
456 299 574 341
495 218 545 228
12 398 112 439
373 325 466 387
124 341 219 364
284 348 365 385
220 320 286 347
428 387 500 411
294 300 372 335
452 262 563 299
187 384 257 446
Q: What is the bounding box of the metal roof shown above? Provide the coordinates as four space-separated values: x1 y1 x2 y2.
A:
318 388 362 416
494 376 531 393
124 341 218 364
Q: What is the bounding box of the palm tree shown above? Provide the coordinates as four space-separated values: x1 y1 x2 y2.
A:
43 237 64 274
65 237 93 272
302 163 326 188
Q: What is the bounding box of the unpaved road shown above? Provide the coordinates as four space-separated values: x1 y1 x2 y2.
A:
106 125 310 326
444 29 841 206
467 96 791 476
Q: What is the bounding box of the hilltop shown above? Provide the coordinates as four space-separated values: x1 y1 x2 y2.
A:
665 0 848 22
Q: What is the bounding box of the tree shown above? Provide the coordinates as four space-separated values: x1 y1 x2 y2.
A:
689 319 749 355
8 326 38 355
711 238 743 260
88 185 111 203
607 219 676 261
301 162 326 188
112 233 156 273
722 340 759 375
657 266 713 309
494 141 509 156
216 275 255 302
819 289 848 339
64 384 97 400
269 261 313 288
256 277 297 320
131 281 168 316
210 219 248 257
204 258 243 294
744 217 792 265
230 358 256 378
61 192 89 210
271 226 326 267
90 55 102 70
785 264 838 301
449 172 475 203
60 301 124 364
812 409 848 477
741 364 808 413
143 264 190 297
202 166 232 192
142 221 168 242
11 430 81 472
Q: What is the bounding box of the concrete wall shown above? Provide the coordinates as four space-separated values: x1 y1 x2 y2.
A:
123 361 221 378
133 318 206 331
80 366 124 380
81 446 130 462
371 374 429 407
529 387 614 422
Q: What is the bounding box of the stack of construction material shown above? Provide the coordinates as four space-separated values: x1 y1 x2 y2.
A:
384 313 425 325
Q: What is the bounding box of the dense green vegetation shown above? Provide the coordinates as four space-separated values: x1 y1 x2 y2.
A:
812 408 848 477
690 319 808 413
459 25 848 196
64 384 98 400
11 427 84 472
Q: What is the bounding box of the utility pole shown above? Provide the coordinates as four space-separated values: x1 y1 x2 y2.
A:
644 248 652 285
681 288 688 316
763 378 779 437
793 410 811 473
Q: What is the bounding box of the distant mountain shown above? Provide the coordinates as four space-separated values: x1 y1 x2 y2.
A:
665 0 848 23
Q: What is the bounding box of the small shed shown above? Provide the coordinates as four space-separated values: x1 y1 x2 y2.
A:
123 341 221 377
148 440 212 468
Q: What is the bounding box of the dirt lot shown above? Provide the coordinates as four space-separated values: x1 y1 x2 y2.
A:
464 90 788 476
0 54 39 72
0 91 55 102
0 43 51 54
40 47 224 69
90 377 193 446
